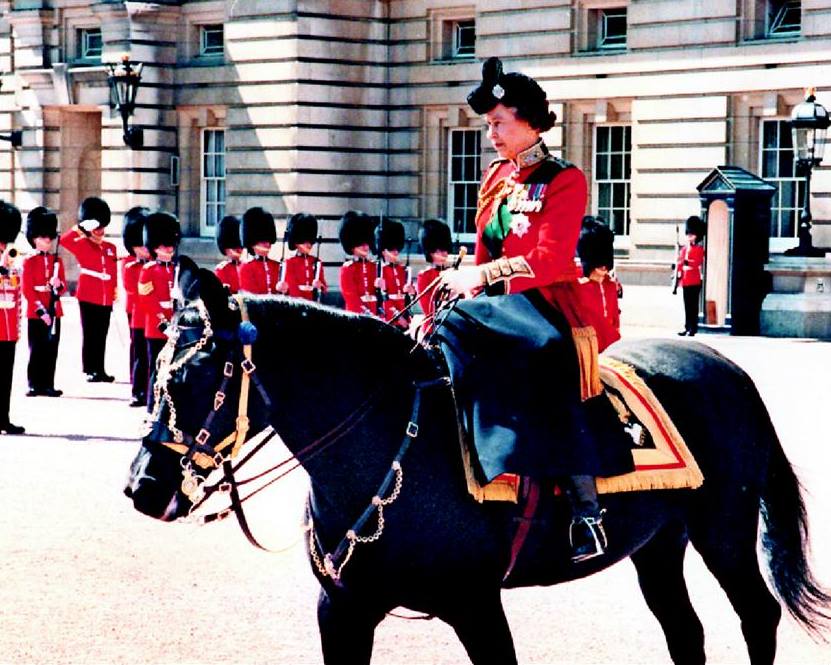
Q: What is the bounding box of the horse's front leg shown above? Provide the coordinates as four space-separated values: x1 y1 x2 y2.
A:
317 587 384 665
442 589 518 665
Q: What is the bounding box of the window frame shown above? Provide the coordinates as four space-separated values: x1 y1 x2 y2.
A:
447 127 482 243
76 26 103 62
767 0 801 37
200 128 226 238
593 123 632 237
199 24 225 58
452 19 476 58
759 117 805 248
598 7 627 50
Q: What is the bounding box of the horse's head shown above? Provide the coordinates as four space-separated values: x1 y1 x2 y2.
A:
125 256 250 521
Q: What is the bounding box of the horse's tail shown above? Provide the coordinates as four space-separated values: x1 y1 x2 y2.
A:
760 434 831 637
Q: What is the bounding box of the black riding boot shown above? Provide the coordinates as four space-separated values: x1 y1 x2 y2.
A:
563 474 607 563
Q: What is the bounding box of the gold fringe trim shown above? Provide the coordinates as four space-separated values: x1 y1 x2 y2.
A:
571 326 602 400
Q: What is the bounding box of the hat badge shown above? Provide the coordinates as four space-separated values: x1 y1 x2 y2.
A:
492 83 505 100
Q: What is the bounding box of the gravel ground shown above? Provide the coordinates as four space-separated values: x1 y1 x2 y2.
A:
0 292 829 664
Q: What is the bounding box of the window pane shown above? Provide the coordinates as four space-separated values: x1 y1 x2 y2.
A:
596 154 608 180
598 184 611 209
610 154 623 180
596 127 609 154
763 121 777 149
611 126 623 152
448 128 481 236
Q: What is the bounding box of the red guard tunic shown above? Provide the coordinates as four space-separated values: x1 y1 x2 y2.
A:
138 261 175 340
474 150 588 327
120 257 146 328
578 274 621 353
239 256 281 295
284 253 327 300
0 264 21 342
380 261 409 325
677 244 704 287
214 259 241 295
22 252 66 319
60 228 118 306
340 258 378 314
417 265 444 319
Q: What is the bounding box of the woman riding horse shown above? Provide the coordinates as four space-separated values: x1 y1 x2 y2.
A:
439 57 632 562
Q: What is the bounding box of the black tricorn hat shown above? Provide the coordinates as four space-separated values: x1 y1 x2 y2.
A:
419 218 452 262
143 211 181 256
577 217 615 276
685 215 706 240
286 212 318 250
338 210 375 254
122 206 149 256
216 215 242 254
375 218 405 253
0 200 22 245
467 57 555 132
241 206 276 250
25 206 58 247
78 196 111 230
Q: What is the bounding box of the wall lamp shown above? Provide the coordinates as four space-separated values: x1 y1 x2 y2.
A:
106 53 144 150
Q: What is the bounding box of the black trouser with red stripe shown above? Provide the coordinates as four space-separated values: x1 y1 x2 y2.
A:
130 326 148 400
682 284 702 334
146 337 167 403
79 301 111 376
28 318 60 391
0 340 15 424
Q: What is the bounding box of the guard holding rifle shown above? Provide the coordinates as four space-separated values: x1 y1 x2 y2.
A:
60 196 118 383
338 210 378 315
417 218 453 322
277 212 327 301
374 217 415 329
214 215 242 295
0 201 25 433
120 207 151 407
675 215 706 337
23 206 65 398
239 207 281 295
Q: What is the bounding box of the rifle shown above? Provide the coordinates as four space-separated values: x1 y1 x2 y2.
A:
278 233 287 289
47 232 61 340
312 235 323 303
671 223 681 295
374 213 385 317
403 235 413 310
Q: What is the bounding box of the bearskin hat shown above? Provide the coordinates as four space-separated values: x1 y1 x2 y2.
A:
286 212 318 250
467 57 556 133
338 210 375 254
685 215 706 241
241 206 276 250
419 218 452 262
78 196 111 230
122 206 149 256
577 217 615 277
216 215 242 254
0 200 22 245
375 218 405 253
143 211 180 257
25 206 58 247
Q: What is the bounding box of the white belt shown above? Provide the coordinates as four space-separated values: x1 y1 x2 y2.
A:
159 301 172 308
34 285 50 292
360 294 376 302
0 300 14 309
298 285 314 291
387 294 405 301
80 268 112 281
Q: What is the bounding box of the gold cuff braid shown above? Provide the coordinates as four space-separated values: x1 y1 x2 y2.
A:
480 256 534 286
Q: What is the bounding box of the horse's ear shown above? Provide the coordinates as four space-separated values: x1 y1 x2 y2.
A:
196 267 236 331
177 255 201 302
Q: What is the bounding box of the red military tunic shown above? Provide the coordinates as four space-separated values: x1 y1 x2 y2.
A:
284 253 327 300
22 252 66 319
474 149 588 327
0 263 21 342
120 257 146 328
578 274 621 353
60 227 118 306
214 259 241 295
239 256 281 294
677 244 705 287
138 261 175 340
380 261 409 325
340 258 377 314
417 265 445 319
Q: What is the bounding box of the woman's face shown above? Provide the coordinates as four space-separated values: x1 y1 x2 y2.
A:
484 104 540 162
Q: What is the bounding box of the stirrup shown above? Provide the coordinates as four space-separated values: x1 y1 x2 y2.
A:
569 510 608 563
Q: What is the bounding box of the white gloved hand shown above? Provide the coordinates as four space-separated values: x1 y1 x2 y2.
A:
79 219 100 232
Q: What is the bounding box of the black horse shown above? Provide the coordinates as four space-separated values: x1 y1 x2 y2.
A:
125 261 829 665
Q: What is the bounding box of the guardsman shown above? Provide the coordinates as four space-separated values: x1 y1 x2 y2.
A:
277 212 327 301
375 218 415 328
676 215 706 337
23 207 66 398
338 210 378 315
60 196 118 382
214 215 242 294
239 207 281 294
0 201 25 433
120 207 151 407
138 212 180 401
577 217 621 353
416 218 452 322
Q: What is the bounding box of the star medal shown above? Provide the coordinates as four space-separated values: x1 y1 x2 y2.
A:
509 213 531 238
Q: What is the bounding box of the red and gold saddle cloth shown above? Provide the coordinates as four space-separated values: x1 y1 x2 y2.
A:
462 356 705 503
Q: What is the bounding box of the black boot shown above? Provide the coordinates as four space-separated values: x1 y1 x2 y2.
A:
563 474 607 563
